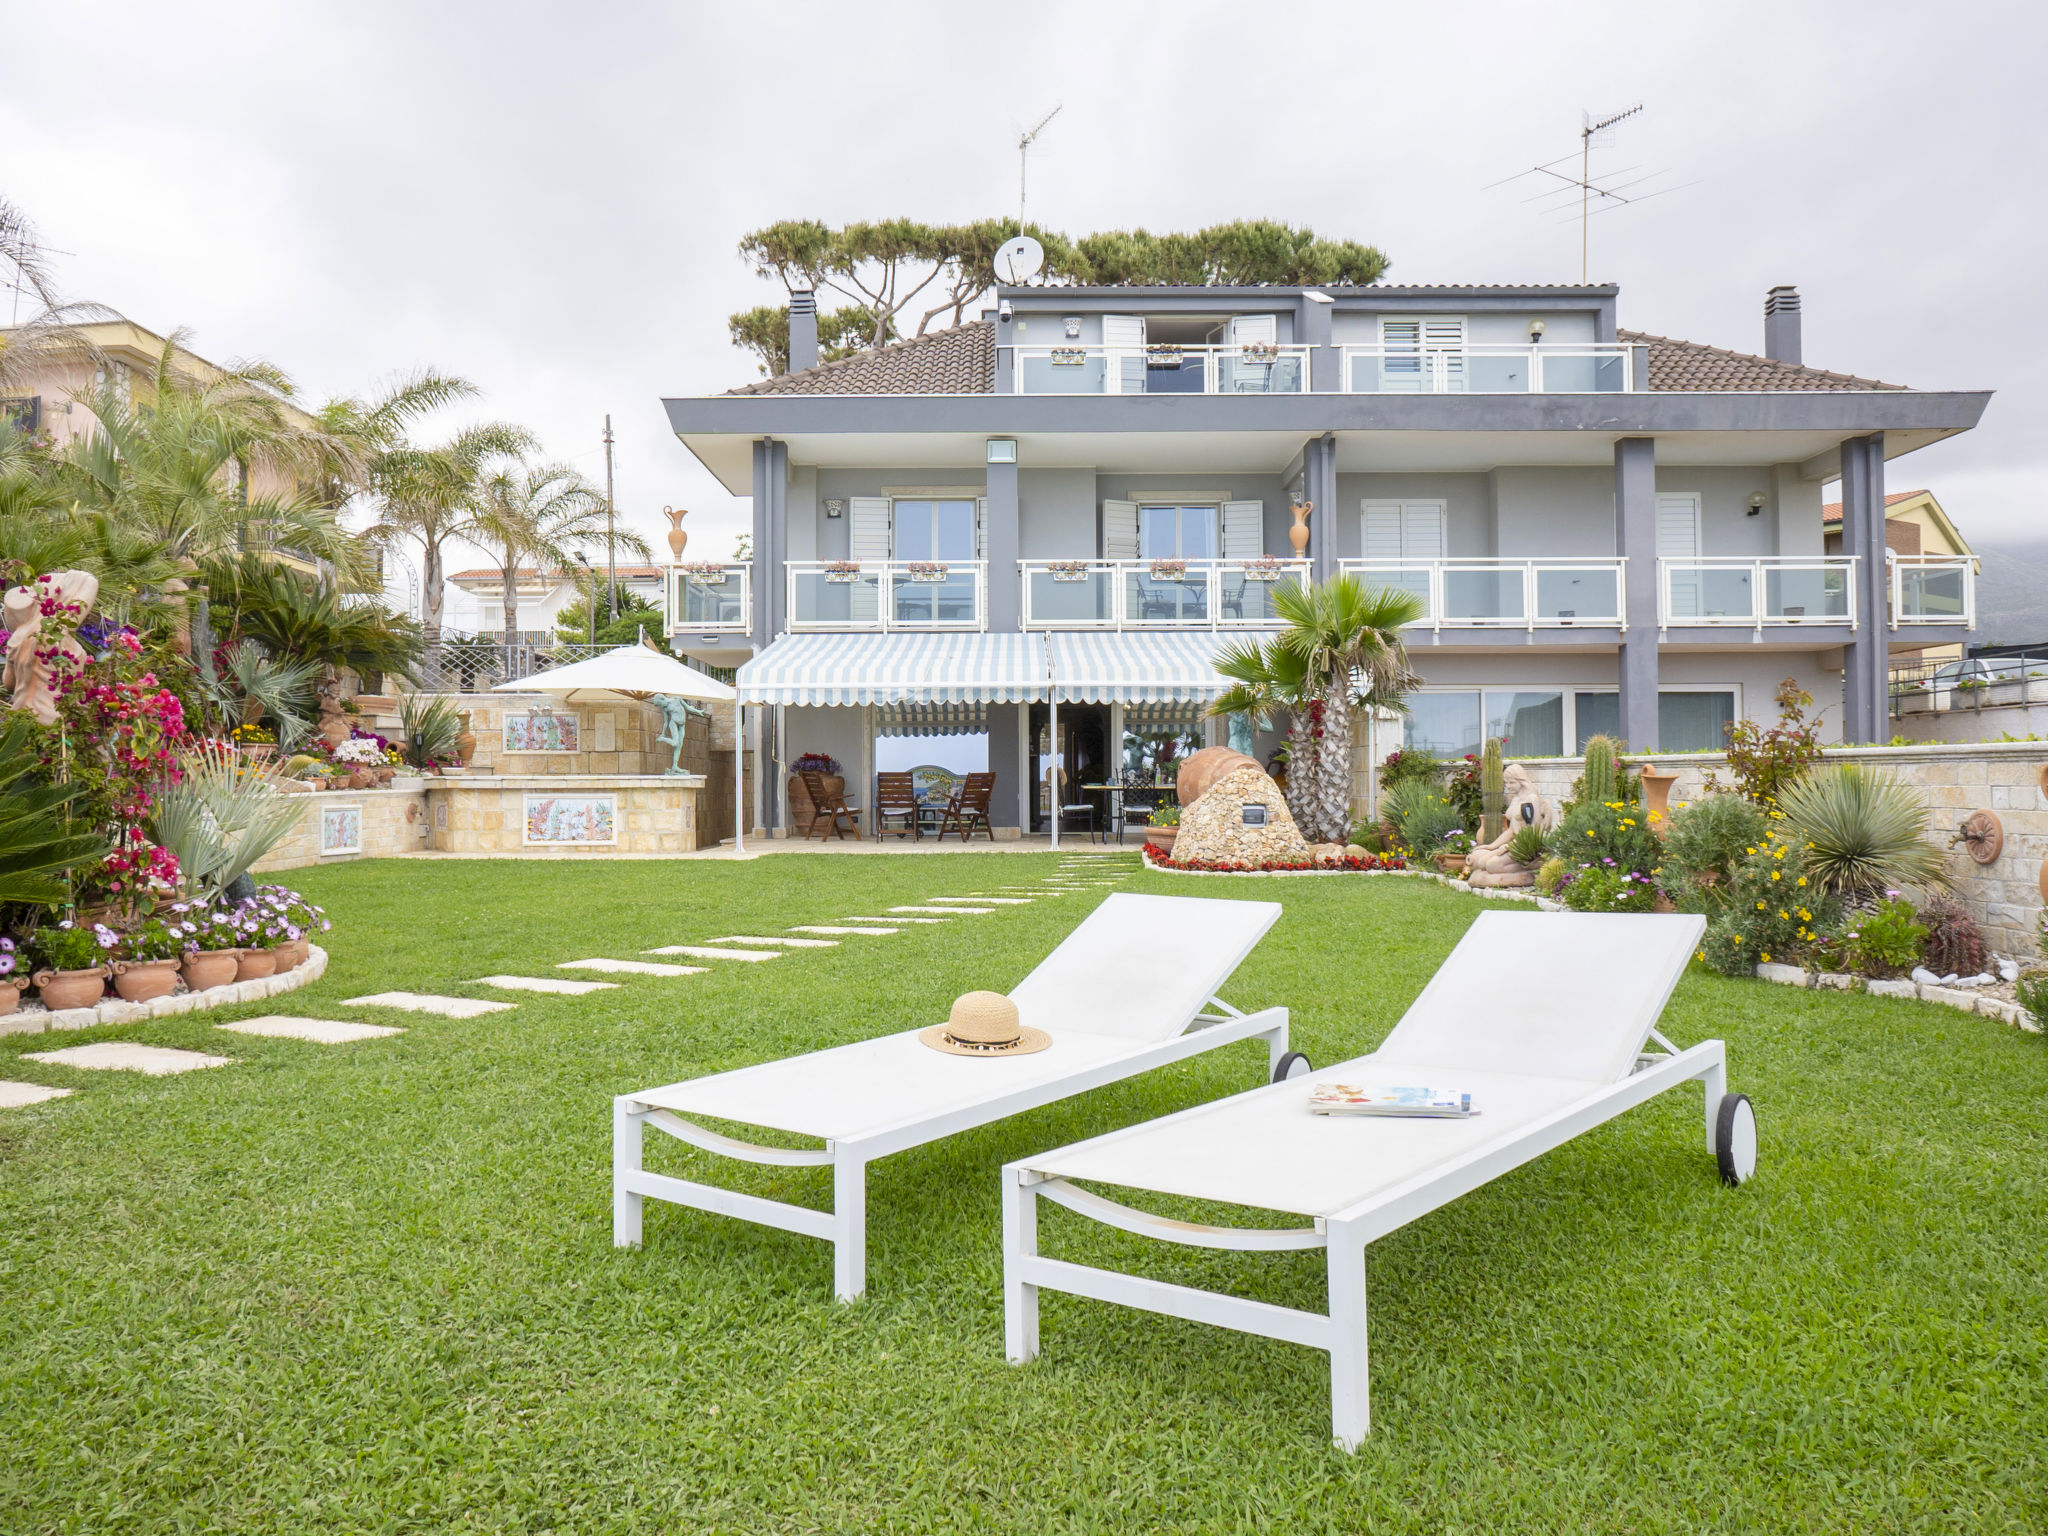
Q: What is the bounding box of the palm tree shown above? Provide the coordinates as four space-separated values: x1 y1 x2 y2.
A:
466 458 647 649
1209 575 1423 842
305 368 479 513
366 423 536 644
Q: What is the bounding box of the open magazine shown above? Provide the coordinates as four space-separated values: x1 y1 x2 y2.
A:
1307 1084 1476 1118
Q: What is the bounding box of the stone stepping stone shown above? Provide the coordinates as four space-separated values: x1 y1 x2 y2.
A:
475 975 620 995
342 992 516 1017
0 1081 74 1107
558 959 705 977
217 1016 404 1044
842 915 951 924
708 935 839 948
790 925 899 936
23 1042 235 1075
890 906 994 916
646 946 781 962
928 896 1032 904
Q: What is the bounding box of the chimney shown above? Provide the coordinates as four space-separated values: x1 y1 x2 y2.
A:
787 288 819 374
1763 286 1802 367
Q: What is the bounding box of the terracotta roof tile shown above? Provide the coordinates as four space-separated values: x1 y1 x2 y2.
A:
1619 330 1906 392
1819 490 1927 524
729 322 993 396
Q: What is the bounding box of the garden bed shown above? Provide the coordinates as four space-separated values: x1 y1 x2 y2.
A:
0 945 329 1036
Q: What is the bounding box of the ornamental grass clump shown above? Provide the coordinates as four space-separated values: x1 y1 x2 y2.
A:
1776 763 1948 901
1383 779 1463 855
1696 823 1840 976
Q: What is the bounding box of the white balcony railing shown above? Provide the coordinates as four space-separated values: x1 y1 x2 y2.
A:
1340 344 1633 394
1020 559 1310 630
1337 558 1627 632
1012 344 1312 395
786 560 986 632
663 562 752 634
1889 554 1975 629
1658 557 1856 630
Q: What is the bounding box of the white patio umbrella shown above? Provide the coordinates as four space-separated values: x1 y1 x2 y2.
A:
493 643 746 850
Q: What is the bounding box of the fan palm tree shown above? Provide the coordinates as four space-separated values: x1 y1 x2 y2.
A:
466 458 648 649
366 422 536 644
1209 575 1423 842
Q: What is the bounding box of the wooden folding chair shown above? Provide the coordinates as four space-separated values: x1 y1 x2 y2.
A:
797 770 858 840
874 772 921 840
938 771 997 842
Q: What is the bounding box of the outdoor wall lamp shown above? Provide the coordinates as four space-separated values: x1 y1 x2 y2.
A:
1748 493 1767 516
986 439 1018 465
1528 319 1546 342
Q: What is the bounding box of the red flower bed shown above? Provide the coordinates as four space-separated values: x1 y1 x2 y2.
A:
1143 846 1407 874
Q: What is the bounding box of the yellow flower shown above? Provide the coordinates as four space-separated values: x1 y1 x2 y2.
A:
1774 847 1785 860
1778 910 1789 920
1797 876 1807 887
1756 901 1767 911
1770 871 1781 881
1745 847 1757 855
1695 949 1705 962
1799 909 1811 921
1761 952 1772 962
1585 829 1595 837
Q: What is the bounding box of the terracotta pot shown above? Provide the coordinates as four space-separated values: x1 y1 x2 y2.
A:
456 712 478 767
238 743 278 765
274 938 310 971
1288 500 1312 556
1638 767 1682 831
372 766 396 787
664 505 689 559
1436 853 1469 875
33 966 106 1010
1652 891 1678 915
235 949 279 981
1145 826 1179 854
0 976 28 1014
182 950 242 992
111 958 181 1003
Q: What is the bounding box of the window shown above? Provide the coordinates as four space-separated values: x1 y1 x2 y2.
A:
1402 692 1483 759
893 499 978 561
1410 686 1738 758
1485 691 1564 757
1380 316 1466 392
1139 505 1216 559
1573 689 1737 753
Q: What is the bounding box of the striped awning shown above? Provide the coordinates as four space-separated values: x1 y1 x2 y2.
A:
1045 630 1274 704
736 632 1049 706
876 702 988 737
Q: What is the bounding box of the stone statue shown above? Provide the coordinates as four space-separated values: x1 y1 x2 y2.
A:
1464 763 1557 886
651 693 710 775
2 570 99 725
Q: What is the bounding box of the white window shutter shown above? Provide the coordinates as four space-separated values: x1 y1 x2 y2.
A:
975 497 987 558
1403 503 1446 558
1102 499 1140 560
849 497 892 561
1220 501 1264 560
1102 315 1145 348
1380 319 1420 349
1102 315 1144 394
1362 504 1405 559
1228 315 1277 347
1655 494 1701 557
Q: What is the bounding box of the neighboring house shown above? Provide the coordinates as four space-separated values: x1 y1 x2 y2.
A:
444 565 664 640
1821 488 1974 667
659 281 1989 836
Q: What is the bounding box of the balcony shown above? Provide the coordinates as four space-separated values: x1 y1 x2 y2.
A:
664 562 752 634
1658 558 1855 629
787 560 986 632
1338 559 1627 631
1890 555 1975 628
1341 344 1632 394
1020 559 1310 629
1013 344 1311 395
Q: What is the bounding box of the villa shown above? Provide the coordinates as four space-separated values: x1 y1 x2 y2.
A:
658 281 1990 837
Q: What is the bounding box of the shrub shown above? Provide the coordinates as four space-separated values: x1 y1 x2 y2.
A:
1378 747 1442 794
2017 970 2048 1028
1918 894 1986 977
119 916 185 962
1346 820 1388 852
1777 763 1948 900
1719 678 1825 805
1696 825 1839 976
29 922 115 972
1535 856 1566 894
1147 804 1181 827
1845 897 1928 978
1661 793 1771 912
1507 825 1548 865
1561 865 1660 913
1384 780 1462 853
1442 754 1483 829
398 692 462 770
1552 794 1662 885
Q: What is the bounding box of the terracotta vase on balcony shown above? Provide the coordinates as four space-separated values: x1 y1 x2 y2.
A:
1288 501 1312 557
664 506 689 560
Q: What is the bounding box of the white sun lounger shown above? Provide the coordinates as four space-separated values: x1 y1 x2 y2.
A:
615 893 1289 1299
1002 911 1755 1451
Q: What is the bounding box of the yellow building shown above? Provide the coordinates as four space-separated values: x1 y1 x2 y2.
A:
1823 487 1973 666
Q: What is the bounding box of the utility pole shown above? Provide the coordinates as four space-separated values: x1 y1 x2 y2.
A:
602 414 618 622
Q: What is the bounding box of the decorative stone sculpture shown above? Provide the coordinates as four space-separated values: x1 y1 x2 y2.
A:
1170 764 1310 866
2 570 99 725
1175 746 1261 807
1464 763 1556 887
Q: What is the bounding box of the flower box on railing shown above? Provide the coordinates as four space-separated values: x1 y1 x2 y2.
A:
1238 341 1281 364
1145 346 1185 370
1049 347 1088 367
823 561 863 584
905 562 952 583
1047 561 1092 583
680 562 730 584
1147 559 1190 581
1236 558 1288 582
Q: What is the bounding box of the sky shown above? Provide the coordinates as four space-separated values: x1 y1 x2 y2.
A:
3 0 2043 597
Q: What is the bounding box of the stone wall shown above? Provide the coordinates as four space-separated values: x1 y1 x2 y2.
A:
1892 694 2048 744
428 775 703 855
253 786 430 873
1481 743 2048 960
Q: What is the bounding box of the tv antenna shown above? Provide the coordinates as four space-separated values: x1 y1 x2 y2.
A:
1017 104 1063 232
1485 105 1692 282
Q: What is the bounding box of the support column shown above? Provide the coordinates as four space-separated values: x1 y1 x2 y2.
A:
985 457 1021 630
1839 432 1889 743
1305 432 1338 585
986 698 1022 836
1614 436 1660 751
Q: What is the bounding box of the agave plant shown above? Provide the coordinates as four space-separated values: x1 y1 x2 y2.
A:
146 740 306 903
398 691 462 768
1776 763 1948 900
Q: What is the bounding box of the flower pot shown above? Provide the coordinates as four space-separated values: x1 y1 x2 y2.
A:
235 949 279 981
1145 826 1178 854
1987 682 2028 707
1437 853 1468 875
274 938 310 971
33 966 106 1010
1638 767 1681 831
182 950 241 992
0 976 28 1014
1898 689 1941 716
111 958 181 1003
1652 891 1678 915
456 712 478 767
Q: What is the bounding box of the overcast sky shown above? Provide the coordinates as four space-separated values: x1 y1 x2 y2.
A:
4 0 2042 585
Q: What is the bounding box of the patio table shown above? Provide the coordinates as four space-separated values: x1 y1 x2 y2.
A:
1082 782 1170 845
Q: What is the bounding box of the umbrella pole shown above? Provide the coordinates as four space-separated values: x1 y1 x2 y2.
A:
734 702 745 855
1049 694 1060 851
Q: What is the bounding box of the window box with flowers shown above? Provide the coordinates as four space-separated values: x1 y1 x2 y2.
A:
824 561 863 584
1236 557 1287 582
1047 561 1092 583
1148 558 1189 582
681 562 731 585
905 562 951 583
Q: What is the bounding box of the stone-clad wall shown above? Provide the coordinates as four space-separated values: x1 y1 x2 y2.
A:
428 776 703 855
253 786 429 873
1475 743 2048 960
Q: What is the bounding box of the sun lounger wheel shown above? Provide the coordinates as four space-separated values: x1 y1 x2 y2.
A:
1272 1050 1313 1084
1714 1093 1756 1186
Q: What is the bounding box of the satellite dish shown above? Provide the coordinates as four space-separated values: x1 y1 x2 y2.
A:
994 235 1045 285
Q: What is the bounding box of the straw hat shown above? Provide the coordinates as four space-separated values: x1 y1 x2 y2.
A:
919 990 1050 1057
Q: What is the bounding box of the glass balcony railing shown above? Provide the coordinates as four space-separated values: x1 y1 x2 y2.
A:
786 561 985 631
663 562 752 634
1659 558 1855 627
1019 559 1309 629
1336 559 1626 630
1890 555 1975 627
1013 344 1311 395
1340 344 1632 393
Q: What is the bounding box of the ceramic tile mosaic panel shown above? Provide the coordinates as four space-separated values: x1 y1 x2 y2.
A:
503 712 580 754
320 802 363 855
523 792 616 845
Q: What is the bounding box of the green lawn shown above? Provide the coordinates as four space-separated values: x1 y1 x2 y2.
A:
3 855 2045 1534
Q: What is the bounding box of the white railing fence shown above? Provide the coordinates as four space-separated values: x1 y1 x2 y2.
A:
1336 558 1627 632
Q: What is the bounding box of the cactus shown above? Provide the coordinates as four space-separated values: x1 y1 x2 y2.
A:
1580 734 1619 807
1479 736 1507 842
